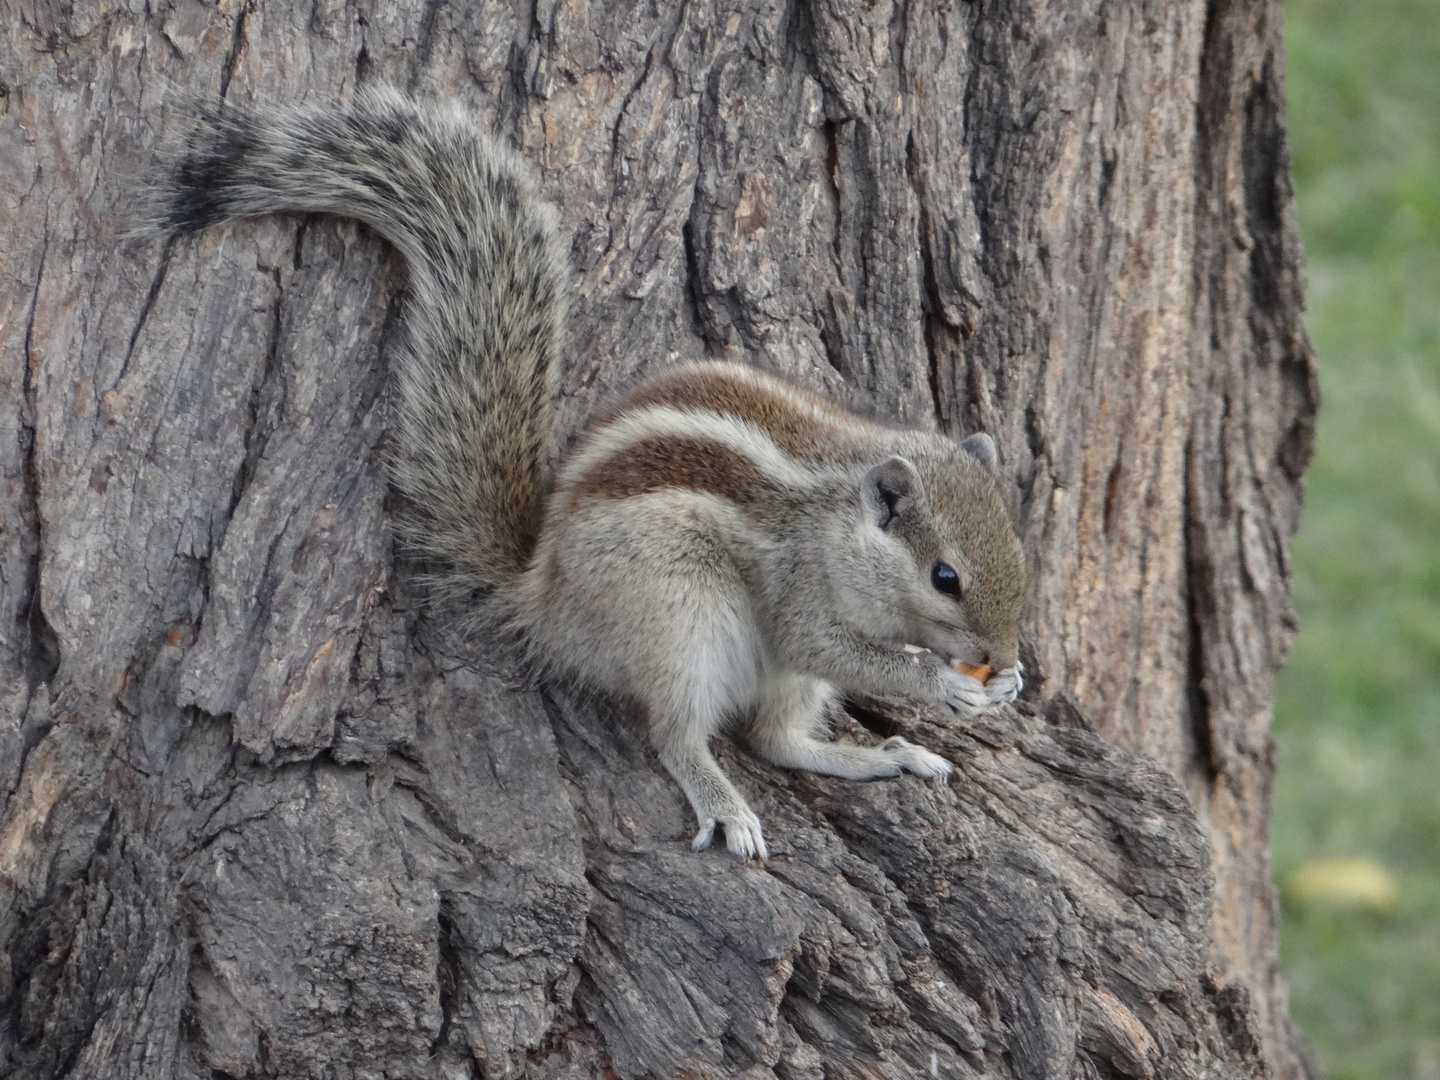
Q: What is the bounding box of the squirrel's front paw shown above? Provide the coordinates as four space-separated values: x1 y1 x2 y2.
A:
880 736 953 780
985 662 1024 705
692 807 769 860
937 666 991 716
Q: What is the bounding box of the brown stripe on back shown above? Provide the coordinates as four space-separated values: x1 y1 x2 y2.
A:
599 363 871 459
568 435 771 507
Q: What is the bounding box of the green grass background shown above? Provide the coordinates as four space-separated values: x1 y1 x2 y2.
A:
1275 0 1440 1076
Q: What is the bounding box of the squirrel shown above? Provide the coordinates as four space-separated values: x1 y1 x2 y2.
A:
142 88 1027 859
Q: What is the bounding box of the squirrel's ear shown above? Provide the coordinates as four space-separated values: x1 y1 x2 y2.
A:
961 433 999 472
863 456 921 530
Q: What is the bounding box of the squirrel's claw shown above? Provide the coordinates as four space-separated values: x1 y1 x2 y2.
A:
984 663 1025 705
692 819 718 852
939 667 992 715
692 812 768 860
881 736 954 781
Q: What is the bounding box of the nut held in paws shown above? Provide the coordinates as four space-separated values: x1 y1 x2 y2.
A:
953 660 992 683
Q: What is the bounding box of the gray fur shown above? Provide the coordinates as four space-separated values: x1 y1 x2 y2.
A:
140 86 566 607
148 91 1028 860
961 433 999 471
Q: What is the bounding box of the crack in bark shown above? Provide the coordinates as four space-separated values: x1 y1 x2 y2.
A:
815 116 847 376
113 237 173 396
679 173 718 354
906 130 953 434
20 230 59 700
429 900 464 1063
1182 440 1221 782
408 0 445 90
218 1 250 100
820 117 843 272
1103 452 1124 539
226 258 289 522
355 14 373 87
7 230 61 822
607 44 658 181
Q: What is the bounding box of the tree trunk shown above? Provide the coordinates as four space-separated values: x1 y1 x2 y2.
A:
0 1 1320 1078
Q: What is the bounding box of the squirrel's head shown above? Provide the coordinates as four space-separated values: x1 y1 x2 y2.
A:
829 435 1026 677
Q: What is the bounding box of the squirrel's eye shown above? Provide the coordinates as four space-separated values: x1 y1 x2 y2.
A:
931 562 962 597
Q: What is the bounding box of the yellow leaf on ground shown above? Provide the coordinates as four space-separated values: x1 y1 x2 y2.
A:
1284 857 1401 915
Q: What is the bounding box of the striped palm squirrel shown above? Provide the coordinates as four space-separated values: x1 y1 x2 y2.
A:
143 88 1027 859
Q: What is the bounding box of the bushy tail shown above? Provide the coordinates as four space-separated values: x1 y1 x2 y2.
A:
144 87 566 601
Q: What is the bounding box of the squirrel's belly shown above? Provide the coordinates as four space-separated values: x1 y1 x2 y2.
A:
524 490 765 702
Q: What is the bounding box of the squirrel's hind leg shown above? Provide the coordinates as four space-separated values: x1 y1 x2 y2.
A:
746 671 954 782
652 722 768 860
642 651 769 860
540 494 771 857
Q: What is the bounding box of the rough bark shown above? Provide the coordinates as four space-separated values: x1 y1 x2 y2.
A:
0 1 1319 1078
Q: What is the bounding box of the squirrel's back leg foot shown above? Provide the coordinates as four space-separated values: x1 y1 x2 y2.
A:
644 653 768 859
746 671 953 782
650 717 768 860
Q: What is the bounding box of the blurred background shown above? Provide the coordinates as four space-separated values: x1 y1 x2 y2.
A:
1274 0 1440 1076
